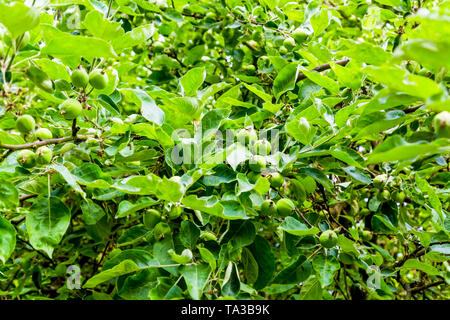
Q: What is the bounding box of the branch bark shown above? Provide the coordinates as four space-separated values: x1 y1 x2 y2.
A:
0 134 91 151
296 58 350 82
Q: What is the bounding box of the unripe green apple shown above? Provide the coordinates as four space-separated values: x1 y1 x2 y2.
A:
16 149 37 168
261 199 277 216
292 27 309 43
253 139 271 155
361 230 373 241
249 155 266 172
168 206 183 220
373 174 388 188
36 146 53 165
269 172 284 188
237 128 258 145
433 111 450 139
143 209 161 228
381 189 390 200
319 230 338 248
35 128 53 140
283 37 296 50
394 191 406 203
279 45 288 55
71 67 89 88
89 70 108 90
59 99 82 120
152 41 164 53
276 198 295 217
153 222 171 239
16 115 36 134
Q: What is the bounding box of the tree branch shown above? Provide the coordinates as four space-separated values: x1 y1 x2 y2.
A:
0 134 91 151
410 280 445 294
296 58 350 82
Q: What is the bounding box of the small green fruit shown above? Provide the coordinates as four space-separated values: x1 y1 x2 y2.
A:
319 230 338 248
71 67 89 88
16 115 36 134
269 172 284 188
60 99 82 120
89 70 108 90
152 41 164 53
361 230 373 241
394 191 406 203
249 155 266 172
153 222 171 239
283 37 296 50
373 174 388 188
36 146 52 165
433 111 450 139
253 139 271 155
381 189 390 200
143 209 161 228
261 199 277 216
276 198 295 217
237 127 258 145
292 27 309 43
168 206 183 220
279 45 288 55
16 149 37 168
35 128 53 140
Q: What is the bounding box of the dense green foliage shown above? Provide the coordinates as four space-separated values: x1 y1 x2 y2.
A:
0 0 449 300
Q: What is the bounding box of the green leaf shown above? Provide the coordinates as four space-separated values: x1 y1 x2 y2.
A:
116 197 158 218
312 254 340 288
298 276 322 300
401 259 441 276
26 197 71 258
180 67 206 97
273 63 299 100
180 264 211 300
42 35 117 58
34 59 71 82
81 199 105 225
0 2 40 38
340 41 392 66
272 255 312 284
0 181 18 209
301 68 340 95
112 24 154 50
83 10 125 41
367 135 449 164
222 262 241 297
342 166 372 184
248 235 275 290
279 217 320 236
364 66 442 100
0 217 16 264
50 164 86 197
180 220 200 250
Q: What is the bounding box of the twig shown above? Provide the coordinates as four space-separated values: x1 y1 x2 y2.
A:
0 134 91 150
296 58 350 82
410 280 445 294
276 189 314 228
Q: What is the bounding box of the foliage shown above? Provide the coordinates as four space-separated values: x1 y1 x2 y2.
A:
0 0 449 300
